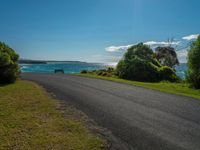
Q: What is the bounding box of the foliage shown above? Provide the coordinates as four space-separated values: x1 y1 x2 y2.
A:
107 67 115 73
155 46 179 68
159 66 180 82
0 42 20 83
81 70 88 73
81 43 180 83
117 57 160 82
81 67 116 77
116 43 179 82
187 36 200 89
116 60 126 78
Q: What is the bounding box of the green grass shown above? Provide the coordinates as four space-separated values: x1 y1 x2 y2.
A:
77 74 200 100
0 80 103 150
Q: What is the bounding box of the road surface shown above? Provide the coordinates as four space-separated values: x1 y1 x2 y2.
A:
21 73 200 150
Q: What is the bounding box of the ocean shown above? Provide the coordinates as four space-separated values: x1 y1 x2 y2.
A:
20 63 106 74
175 63 188 79
20 63 187 78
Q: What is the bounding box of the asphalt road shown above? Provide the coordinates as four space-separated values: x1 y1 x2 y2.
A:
21 73 200 150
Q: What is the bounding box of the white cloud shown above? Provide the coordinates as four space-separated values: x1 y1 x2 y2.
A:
144 41 180 46
104 36 197 63
105 41 180 52
105 44 133 52
182 34 199 41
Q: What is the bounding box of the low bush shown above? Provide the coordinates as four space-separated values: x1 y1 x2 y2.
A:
81 70 88 74
117 57 160 82
81 67 115 77
0 42 20 84
159 66 180 82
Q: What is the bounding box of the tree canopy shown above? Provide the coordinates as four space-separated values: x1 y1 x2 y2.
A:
116 43 179 82
0 42 20 83
187 36 200 89
155 46 179 68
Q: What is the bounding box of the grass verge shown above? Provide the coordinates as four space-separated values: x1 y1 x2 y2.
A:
0 80 103 150
77 74 200 100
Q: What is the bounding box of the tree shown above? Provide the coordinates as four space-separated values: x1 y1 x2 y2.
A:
116 43 179 82
187 35 200 89
0 42 20 83
155 46 179 68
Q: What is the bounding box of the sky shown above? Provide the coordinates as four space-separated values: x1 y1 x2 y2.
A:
0 0 199 64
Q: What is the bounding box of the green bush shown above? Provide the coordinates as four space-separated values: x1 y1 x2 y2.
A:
116 60 126 78
187 36 200 89
117 57 160 82
81 70 88 74
0 42 20 84
82 68 115 77
107 67 114 73
116 43 179 82
159 66 180 82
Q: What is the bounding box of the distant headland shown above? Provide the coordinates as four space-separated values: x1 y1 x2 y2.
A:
18 59 89 64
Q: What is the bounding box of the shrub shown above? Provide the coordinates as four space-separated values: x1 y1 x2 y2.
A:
0 42 20 84
117 57 160 82
97 71 103 76
81 70 88 74
102 72 108 76
159 66 180 82
107 67 114 73
116 60 126 77
187 36 200 89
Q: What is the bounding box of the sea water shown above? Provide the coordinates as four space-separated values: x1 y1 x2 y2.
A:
175 63 187 79
20 63 187 78
20 63 106 74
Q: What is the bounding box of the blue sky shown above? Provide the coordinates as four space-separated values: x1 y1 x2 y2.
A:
0 0 199 63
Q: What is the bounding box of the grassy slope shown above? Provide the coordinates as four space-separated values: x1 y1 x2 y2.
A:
77 74 200 100
0 80 103 150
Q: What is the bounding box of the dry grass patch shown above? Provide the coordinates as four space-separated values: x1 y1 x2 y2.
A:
0 80 103 150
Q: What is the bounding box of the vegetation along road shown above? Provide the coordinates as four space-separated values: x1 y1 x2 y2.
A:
22 73 200 150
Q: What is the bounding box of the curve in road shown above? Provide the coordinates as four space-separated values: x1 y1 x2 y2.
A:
21 73 200 150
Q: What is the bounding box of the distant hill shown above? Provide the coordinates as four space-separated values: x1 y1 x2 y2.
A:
18 59 47 64
18 59 88 64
